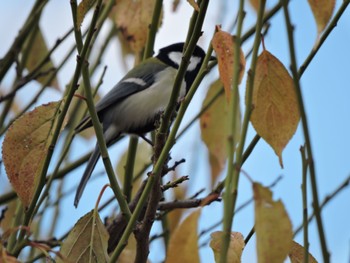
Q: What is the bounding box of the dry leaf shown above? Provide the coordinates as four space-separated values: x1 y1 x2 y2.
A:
112 0 162 53
200 80 241 186
2 101 62 208
254 183 293 263
116 141 152 198
0 244 20 263
166 209 201 263
307 0 335 35
167 172 188 232
212 26 246 101
76 0 97 28
24 26 60 90
209 231 245 263
187 0 199 11
249 0 259 12
289 241 318 263
249 50 300 167
58 210 109 262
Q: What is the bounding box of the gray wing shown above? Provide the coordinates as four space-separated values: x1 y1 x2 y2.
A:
76 59 167 132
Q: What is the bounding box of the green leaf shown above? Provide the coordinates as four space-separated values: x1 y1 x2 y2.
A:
58 210 110 262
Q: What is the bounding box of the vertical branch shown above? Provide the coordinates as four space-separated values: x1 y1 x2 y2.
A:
300 146 309 263
70 0 131 218
281 0 329 262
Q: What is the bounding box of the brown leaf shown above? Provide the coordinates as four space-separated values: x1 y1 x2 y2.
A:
254 183 293 263
112 0 162 53
248 0 259 12
308 0 335 35
212 26 246 101
249 50 300 167
76 0 97 28
58 210 109 262
187 0 199 11
166 209 201 263
289 241 318 263
2 101 62 208
0 244 20 263
24 26 60 90
209 231 245 263
200 80 241 186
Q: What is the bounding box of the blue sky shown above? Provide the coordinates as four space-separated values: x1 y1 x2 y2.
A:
1 1 350 262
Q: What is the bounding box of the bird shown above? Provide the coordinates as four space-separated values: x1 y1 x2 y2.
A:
74 42 209 207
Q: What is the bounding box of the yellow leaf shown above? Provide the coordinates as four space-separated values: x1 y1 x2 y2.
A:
167 172 188 232
308 0 335 35
166 209 201 263
76 0 97 28
212 27 246 101
249 50 300 167
289 241 318 263
58 210 109 262
254 183 293 263
200 80 241 186
24 26 60 90
113 0 162 53
209 231 245 263
2 101 62 209
116 141 152 197
187 0 199 11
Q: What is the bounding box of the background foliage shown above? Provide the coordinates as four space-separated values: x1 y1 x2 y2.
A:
0 0 350 262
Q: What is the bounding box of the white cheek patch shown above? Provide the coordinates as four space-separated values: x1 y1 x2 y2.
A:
168 51 183 66
168 52 202 72
187 56 202 71
122 78 147 86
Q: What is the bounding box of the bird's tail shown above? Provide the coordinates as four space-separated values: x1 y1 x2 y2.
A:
74 143 100 207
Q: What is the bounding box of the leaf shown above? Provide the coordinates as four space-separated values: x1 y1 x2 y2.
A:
116 141 152 197
200 80 241 186
0 244 20 263
166 209 201 263
58 210 109 263
76 0 97 28
212 26 246 101
0 199 17 233
254 183 293 263
24 26 60 90
112 0 162 53
249 50 300 167
167 172 188 232
289 241 318 263
307 0 335 35
2 101 62 208
248 0 259 12
187 0 199 11
209 231 245 263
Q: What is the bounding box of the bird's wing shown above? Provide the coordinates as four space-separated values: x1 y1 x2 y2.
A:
95 59 168 113
75 59 168 132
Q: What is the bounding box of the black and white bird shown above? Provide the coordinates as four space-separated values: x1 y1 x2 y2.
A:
74 42 208 207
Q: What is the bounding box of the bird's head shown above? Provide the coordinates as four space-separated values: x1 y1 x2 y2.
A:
156 42 208 90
